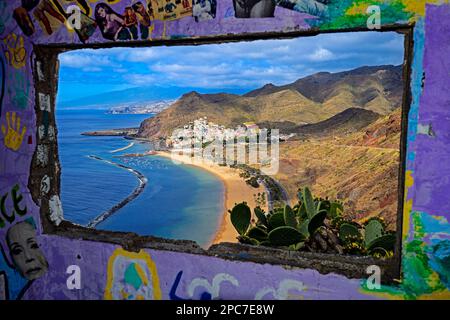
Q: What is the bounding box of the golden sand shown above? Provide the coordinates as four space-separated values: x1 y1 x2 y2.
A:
156 151 268 247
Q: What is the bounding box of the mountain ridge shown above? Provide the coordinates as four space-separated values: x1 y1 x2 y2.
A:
137 64 403 140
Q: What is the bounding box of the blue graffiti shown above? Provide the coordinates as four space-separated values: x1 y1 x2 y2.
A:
0 248 28 300
169 271 212 300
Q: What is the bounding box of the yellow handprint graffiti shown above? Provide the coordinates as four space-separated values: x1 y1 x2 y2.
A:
3 33 26 69
1 112 26 151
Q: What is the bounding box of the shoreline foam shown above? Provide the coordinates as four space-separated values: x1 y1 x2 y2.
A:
86 155 148 228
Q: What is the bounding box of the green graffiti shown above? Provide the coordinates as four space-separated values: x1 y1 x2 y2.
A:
7 71 30 110
318 0 413 30
124 263 143 291
0 184 27 228
361 212 449 299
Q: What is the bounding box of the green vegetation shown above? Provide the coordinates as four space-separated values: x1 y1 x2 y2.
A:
230 186 395 258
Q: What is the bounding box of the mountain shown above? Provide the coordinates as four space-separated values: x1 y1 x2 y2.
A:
138 89 333 139
245 65 403 115
292 108 381 138
137 65 403 140
58 86 248 109
276 108 402 230
107 100 176 114
340 107 402 149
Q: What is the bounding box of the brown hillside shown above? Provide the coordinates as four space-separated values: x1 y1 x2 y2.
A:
138 65 403 140
138 89 330 139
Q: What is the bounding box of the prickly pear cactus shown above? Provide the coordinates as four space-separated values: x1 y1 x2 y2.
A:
364 219 385 247
367 233 396 252
302 187 316 219
247 227 268 242
268 211 285 230
268 226 305 246
308 210 327 235
254 207 268 227
339 223 361 242
283 205 297 228
230 202 251 235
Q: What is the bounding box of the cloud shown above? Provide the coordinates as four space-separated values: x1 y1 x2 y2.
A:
126 74 156 85
82 67 103 72
150 62 232 75
59 53 114 69
118 48 163 62
307 48 335 61
58 31 405 100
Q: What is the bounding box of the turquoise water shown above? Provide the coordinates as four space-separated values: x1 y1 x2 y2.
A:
56 109 225 247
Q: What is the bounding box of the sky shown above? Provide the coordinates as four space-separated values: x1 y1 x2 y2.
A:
58 31 405 103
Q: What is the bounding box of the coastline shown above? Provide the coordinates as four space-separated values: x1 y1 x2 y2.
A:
155 151 268 247
86 155 148 228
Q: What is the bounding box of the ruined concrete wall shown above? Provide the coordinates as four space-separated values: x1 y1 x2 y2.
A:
0 0 449 300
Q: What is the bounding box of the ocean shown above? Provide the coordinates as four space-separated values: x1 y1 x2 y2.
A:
56 109 225 247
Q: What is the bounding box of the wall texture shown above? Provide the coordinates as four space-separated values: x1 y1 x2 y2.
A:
0 0 449 300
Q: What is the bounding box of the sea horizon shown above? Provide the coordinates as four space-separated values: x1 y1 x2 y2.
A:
57 108 226 248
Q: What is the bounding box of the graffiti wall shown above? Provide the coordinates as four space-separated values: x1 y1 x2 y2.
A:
0 0 449 300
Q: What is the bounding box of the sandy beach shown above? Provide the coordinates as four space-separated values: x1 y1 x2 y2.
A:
156 151 268 247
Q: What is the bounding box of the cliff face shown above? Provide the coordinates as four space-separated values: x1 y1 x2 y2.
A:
276 108 403 229
137 65 403 140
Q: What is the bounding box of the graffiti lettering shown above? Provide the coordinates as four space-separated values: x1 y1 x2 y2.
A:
254 279 307 300
66 265 81 290
0 184 27 229
366 265 381 290
187 273 239 300
367 5 381 30
66 5 81 31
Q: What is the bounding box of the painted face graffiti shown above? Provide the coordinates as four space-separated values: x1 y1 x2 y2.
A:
276 0 329 17
233 0 276 18
6 221 49 280
94 3 131 41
